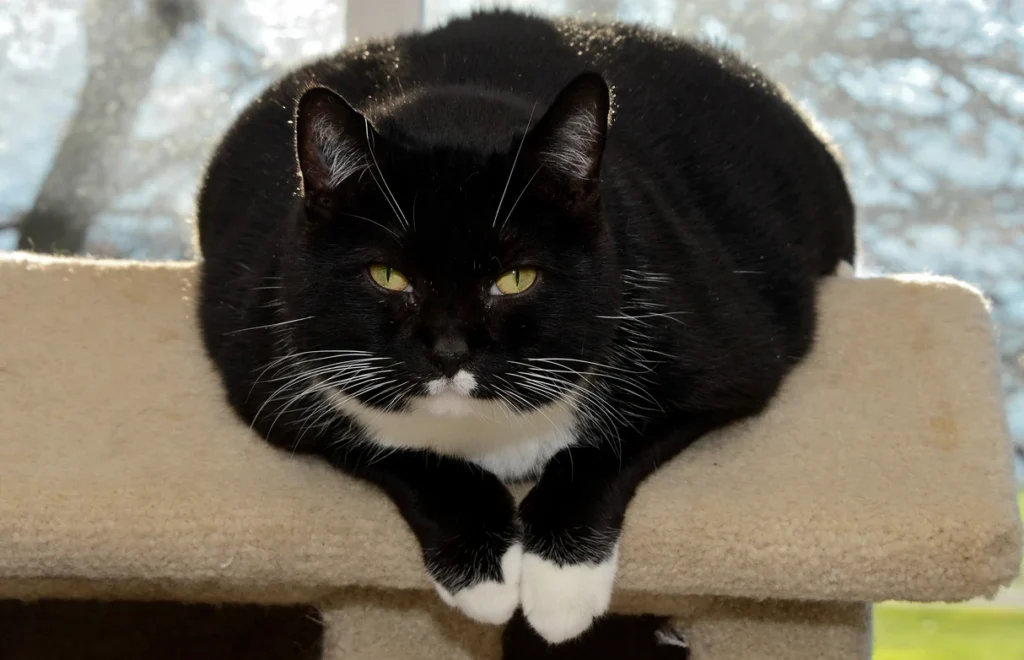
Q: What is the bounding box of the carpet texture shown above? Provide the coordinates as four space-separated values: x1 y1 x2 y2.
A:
0 253 1019 659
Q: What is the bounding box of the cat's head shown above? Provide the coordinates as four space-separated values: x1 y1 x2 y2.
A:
279 73 622 419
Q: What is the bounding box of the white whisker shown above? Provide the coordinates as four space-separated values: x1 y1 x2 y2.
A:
499 166 543 233
341 212 403 241
597 311 691 326
523 357 650 375
493 103 538 228
224 316 314 336
494 375 562 433
365 119 409 229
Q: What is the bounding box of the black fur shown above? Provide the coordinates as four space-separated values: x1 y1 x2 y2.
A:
196 10 855 641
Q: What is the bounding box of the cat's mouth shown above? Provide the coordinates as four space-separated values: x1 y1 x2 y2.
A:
426 371 477 397
417 370 478 417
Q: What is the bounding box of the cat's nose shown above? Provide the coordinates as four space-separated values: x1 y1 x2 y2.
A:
430 335 469 378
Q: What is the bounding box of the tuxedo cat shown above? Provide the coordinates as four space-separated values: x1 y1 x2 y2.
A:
196 10 855 645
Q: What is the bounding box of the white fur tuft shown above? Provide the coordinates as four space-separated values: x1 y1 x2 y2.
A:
311 115 365 187
470 428 576 480
542 108 601 180
520 545 619 644
451 370 477 395
425 370 477 399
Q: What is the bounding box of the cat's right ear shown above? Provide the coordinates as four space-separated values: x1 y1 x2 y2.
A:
295 87 374 206
525 73 610 178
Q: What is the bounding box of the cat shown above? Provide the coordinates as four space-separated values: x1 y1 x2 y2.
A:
196 9 856 645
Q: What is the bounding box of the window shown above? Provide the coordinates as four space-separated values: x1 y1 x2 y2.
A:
2 0 1021 656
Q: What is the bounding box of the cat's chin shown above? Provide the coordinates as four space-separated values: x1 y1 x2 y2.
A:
416 371 480 417
415 391 480 418
427 371 478 396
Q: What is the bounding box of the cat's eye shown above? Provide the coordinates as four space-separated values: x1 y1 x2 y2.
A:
491 267 538 296
368 264 412 292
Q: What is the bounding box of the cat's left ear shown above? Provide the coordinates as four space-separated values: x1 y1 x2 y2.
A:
295 86 377 204
525 72 611 189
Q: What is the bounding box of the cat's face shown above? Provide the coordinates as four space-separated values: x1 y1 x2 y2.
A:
281 74 621 417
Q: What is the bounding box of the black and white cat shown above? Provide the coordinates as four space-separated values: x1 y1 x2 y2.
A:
196 10 855 645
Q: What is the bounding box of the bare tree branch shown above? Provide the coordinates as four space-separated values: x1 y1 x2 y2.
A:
17 0 199 255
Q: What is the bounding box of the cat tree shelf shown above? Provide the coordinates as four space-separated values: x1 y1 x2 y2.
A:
0 253 1020 659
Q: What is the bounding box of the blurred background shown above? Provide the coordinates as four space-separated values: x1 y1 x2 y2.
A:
0 0 1021 655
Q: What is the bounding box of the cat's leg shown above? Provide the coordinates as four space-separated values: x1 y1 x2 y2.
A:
327 445 522 625
516 413 740 644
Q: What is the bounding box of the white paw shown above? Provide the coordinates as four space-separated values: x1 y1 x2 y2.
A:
432 543 522 625
520 545 619 644
835 260 856 278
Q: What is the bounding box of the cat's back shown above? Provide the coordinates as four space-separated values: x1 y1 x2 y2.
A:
199 10 824 193
199 10 852 269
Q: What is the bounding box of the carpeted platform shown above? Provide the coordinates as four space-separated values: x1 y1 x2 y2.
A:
0 253 1020 658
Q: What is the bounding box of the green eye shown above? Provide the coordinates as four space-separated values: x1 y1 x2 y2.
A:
491 267 538 296
368 264 411 292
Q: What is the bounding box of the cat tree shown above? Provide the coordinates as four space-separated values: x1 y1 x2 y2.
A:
0 252 1020 659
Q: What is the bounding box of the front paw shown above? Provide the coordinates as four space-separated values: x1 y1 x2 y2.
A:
520 544 620 644
431 542 523 625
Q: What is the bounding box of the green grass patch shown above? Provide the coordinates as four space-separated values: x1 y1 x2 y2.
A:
872 492 1024 659
873 603 1024 659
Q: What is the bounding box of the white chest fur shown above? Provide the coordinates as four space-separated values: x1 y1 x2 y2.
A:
325 371 579 481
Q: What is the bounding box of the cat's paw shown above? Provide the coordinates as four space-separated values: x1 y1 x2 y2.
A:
432 542 523 625
520 545 619 644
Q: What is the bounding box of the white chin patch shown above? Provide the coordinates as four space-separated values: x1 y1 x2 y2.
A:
520 545 619 644
325 367 579 480
422 370 478 417
419 392 478 417
432 543 522 625
427 370 477 396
